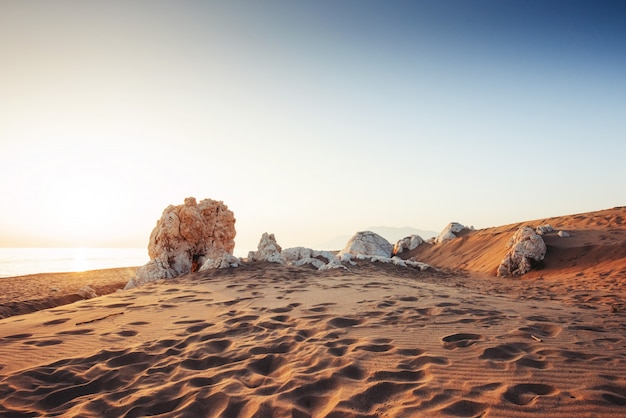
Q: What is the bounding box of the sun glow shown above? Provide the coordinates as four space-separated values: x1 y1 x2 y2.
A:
71 247 89 272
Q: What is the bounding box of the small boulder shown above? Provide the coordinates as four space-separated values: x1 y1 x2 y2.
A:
557 230 570 238
436 222 467 244
338 231 393 258
393 235 424 255
248 233 284 263
199 254 241 270
497 226 547 277
536 224 554 235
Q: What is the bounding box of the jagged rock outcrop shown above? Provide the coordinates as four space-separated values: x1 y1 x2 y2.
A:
436 222 469 244
248 233 284 263
393 235 424 255
125 197 236 289
497 226 547 277
338 231 393 258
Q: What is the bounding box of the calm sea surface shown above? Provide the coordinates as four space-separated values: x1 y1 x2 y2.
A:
0 247 252 278
0 248 149 278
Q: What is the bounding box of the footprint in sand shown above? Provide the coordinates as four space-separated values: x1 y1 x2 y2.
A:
503 383 558 405
442 333 484 350
440 399 488 417
42 318 70 326
328 317 363 328
185 323 213 333
4 333 33 339
57 328 94 336
356 343 394 353
519 322 562 338
24 339 63 347
480 342 533 362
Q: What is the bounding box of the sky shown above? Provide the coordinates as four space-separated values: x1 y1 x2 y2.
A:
1 0 625 251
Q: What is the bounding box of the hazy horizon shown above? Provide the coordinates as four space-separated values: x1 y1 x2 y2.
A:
2 1 625 250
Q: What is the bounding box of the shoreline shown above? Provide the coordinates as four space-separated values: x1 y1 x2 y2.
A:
0 266 138 319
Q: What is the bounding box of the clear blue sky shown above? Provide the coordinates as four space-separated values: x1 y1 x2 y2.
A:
1 0 625 250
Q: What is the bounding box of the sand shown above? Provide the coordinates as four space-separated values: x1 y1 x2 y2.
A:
1 208 626 417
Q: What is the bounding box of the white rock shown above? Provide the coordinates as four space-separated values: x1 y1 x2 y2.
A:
281 247 313 263
435 222 467 244
338 231 393 258
319 259 348 270
536 224 554 235
558 230 570 238
248 233 284 263
293 258 326 269
497 226 547 277
126 197 236 289
393 235 424 255
199 254 241 270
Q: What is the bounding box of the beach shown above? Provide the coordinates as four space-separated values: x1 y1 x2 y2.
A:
1 208 626 417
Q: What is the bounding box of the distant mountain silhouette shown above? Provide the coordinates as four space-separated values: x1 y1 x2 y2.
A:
316 226 438 251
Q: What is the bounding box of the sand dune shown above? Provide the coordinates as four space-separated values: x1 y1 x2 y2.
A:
1 208 626 416
410 206 626 278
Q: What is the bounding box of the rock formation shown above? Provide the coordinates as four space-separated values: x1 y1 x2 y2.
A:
248 233 284 263
435 222 468 244
558 230 570 238
125 197 236 289
338 231 393 258
393 235 424 255
497 226 547 277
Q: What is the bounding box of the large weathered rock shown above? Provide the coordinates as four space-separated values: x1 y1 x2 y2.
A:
125 197 236 289
435 222 467 244
338 231 393 258
497 226 547 277
248 233 284 263
393 235 424 255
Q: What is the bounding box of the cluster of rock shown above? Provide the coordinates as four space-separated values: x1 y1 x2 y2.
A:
125 197 236 289
497 226 547 277
125 197 565 290
337 231 432 271
245 232 345 270
536 224 570 238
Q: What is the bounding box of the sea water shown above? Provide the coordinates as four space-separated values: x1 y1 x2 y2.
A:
0 247 252 278
0 248 149 278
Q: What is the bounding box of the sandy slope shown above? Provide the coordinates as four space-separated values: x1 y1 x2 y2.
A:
0 207 625 417
409 207 626 279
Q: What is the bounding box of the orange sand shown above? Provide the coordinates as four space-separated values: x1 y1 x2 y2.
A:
1 208 625 417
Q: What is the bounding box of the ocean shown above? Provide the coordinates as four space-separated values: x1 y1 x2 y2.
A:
0 247 252 278
0 248 149 278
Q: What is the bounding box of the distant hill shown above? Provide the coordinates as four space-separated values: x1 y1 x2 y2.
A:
315 226 438 251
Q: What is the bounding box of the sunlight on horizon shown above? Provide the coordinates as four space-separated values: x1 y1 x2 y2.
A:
1 1 625 250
